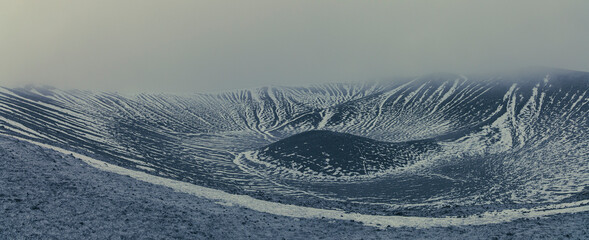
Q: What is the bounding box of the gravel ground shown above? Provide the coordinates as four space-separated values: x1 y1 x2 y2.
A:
1 136 588 239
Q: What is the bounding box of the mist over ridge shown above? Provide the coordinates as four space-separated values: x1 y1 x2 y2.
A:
1 1 589 93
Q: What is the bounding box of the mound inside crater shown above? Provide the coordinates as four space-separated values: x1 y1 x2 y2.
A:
256 130 439 177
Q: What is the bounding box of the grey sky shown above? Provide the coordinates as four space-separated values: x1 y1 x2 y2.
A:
1 1 588 93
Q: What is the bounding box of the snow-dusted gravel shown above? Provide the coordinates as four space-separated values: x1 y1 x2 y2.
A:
1 135 588 239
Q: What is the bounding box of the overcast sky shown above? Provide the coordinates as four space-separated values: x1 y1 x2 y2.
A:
1 1 588 93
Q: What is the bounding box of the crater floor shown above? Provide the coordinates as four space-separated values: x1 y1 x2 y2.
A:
254 130 438 177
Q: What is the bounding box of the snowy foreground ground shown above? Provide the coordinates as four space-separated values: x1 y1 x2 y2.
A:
1 136 588 239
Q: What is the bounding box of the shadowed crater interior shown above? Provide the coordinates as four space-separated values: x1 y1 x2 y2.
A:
256 130 439 177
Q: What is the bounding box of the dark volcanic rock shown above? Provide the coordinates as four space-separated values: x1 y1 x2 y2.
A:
256 130 439 177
